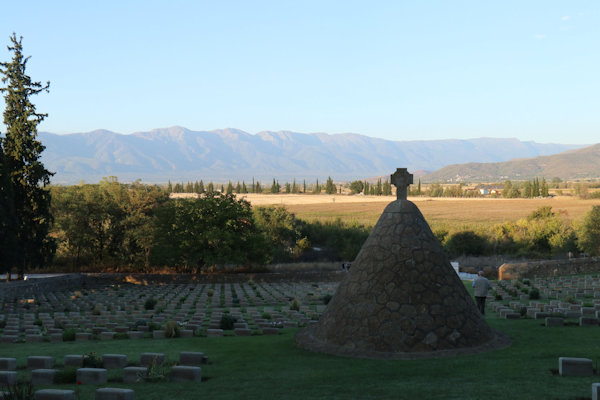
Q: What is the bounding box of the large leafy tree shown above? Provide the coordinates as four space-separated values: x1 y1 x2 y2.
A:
577 206 600 256
151 193 271 271
0 33 54 279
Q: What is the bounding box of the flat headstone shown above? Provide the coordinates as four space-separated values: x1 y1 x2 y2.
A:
580 317 599 326
152 330 165 339
31 369 57 385
559 357 593 376
95 388 135 400
170 365 202 382
123 366 147 383
592 383 600 400
75 332 92 341
206 329 223 337
545 317 564 327
127 331 144 339
0 371 18 385
0 358 17 370
77 368 108 384
64 355 85 367
34 389 75 400
179 352 204 366
139 353 165 366
234 328 252 336
102 354 127 369
100 332 116 340
28 356 54 369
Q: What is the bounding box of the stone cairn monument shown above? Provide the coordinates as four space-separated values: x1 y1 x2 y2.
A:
296 168 508 359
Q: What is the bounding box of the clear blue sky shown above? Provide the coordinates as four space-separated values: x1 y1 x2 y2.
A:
1 1 598 144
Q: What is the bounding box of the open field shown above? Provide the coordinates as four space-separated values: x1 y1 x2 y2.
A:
2 280 600 399
239 193 600 228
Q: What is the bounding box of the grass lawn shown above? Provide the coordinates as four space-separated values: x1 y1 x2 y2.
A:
2 282 599 399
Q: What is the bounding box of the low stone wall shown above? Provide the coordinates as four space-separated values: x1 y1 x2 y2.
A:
498 257 600 280
96 271 346 285
0 274 92 300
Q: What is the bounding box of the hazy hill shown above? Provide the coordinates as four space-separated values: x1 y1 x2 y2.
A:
39 126 584 184
423 143 600 183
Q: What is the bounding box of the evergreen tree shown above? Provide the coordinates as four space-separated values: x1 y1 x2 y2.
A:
270 178 280 194
241 181 247 194
251 177 255 193
364 181 370 195
417 179 422 195
220 184 224 193
193 181 199 193
256 181 262 193
325 176 336 194
226 181 233 195
198 180 205 194
375 178 383 196
235 181 241 193
533 178 540 197
0 33 54 278
185 182 193 192
0 145 18 278
303 179 306 193
207 182 214 193
167 180 173 193
291 179 298 194
382 179 392 196
313 179 321 194
285 182 291 193
541 177 549 197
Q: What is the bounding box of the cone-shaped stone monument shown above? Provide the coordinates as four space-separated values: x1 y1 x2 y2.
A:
296 168 508 359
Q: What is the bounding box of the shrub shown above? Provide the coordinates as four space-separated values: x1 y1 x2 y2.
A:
528 288 540 300
83 352 103 368
114 332 129 340
62 329 76 342
1 381 34 400
146 357 171 382
261 312 272 320
54 367 77 384
322 294 332 305
444 231 489 257
144 297 157 310
164 321 180 338
220 314 237 330
290 298 300 311
207 289 214 297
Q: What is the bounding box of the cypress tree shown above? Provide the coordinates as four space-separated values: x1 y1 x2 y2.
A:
256 181 262 193
198 180 205 194
241 181 247 194
0 33 54 279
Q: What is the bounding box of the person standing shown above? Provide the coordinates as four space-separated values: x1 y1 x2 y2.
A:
472 271 490 315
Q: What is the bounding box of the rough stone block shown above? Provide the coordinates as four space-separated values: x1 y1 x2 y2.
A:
102 354 127 369
123 366 147 383
0 371 18 385
34 389 75 400
170 365 201 382
206 329 223 337
0 335 18 343
31 369 57 385
64 355 85 368
139 353 165 366
95 388 135 400
77 368 108 384
49 333 63 342
28 356 54 369
559 357 593 376
545 317 564 327
0 358 17 370
179 352 204 366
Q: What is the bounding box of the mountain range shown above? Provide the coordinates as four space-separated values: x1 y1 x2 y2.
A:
422 143 600 183
38 126 586 184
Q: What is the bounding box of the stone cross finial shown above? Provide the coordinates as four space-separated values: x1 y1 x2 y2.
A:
391 168 413 200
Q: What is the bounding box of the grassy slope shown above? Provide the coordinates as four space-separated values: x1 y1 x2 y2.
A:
2 284 599 400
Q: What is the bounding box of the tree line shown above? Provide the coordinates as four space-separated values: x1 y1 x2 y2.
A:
49 181 369 272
